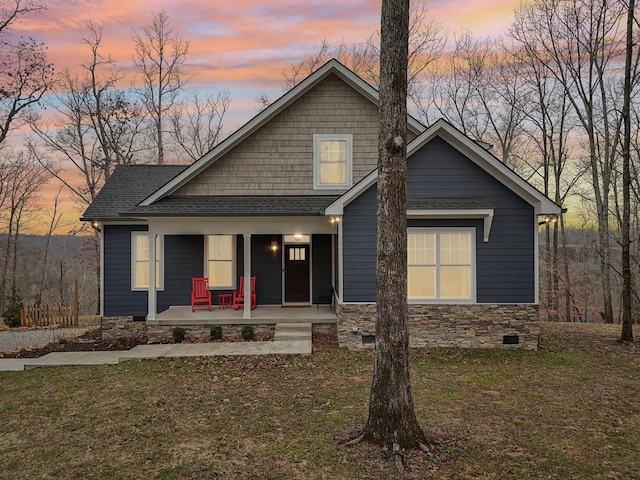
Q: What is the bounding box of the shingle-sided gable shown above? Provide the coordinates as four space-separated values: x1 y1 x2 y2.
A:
175 73 381 196
139 60 425 205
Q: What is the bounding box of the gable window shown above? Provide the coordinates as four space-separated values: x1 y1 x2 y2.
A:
131 232 163 290
313 134 352 189
206 235 235 289
408 228 475 301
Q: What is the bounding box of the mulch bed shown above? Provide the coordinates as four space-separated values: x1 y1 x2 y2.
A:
0 328 339 358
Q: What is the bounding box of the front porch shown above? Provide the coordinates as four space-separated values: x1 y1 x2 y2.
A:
101 305 336 344
149 305 336 326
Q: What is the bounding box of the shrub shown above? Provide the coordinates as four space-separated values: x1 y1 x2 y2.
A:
172 327 187 343
241 325 255 341
210 326 223 341
2 289 23 328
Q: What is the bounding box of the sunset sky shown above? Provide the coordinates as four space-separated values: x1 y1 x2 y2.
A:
11 0 522 231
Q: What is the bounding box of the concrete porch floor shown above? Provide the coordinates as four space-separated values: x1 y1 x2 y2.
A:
149 305 336 326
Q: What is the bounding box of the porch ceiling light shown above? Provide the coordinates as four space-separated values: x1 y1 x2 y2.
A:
330 216 341 224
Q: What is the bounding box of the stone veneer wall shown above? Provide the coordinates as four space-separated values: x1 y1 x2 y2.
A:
146 324 276 343
101 316 147 341
101 317 337 344
336 303 540 350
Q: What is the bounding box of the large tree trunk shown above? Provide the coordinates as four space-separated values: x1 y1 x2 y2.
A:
351 0 428 460
560 213 572 322
620 0 634 342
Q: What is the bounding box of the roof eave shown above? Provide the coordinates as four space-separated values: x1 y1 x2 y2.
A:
326 119 562 216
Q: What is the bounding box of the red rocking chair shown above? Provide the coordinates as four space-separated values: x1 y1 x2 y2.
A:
191 277 212 312
233 276 257 310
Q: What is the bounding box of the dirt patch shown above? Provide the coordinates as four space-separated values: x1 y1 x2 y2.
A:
0 329 146 358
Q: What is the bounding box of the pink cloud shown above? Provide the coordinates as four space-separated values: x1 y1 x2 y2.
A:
18 0 520 94
10 0 521 230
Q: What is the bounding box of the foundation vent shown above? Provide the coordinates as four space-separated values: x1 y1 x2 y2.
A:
361 335 376 345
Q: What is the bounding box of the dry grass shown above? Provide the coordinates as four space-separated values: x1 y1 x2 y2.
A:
1 322 639 479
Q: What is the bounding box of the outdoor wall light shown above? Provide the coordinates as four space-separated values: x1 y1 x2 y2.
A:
270 241 279 252
330 216 341 224
538 214 558 226
91 220 101 232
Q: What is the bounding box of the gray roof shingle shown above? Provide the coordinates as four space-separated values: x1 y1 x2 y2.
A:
81 165 339 220
82 166 494 222
123 196 340 217
81 165 187 221
407 197 493 210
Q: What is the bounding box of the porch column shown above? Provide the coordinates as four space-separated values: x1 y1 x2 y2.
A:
243 233 251 319
147 233 157 321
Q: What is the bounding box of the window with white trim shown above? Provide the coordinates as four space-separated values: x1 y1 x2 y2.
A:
313 134 352 189
205 235 235 289
408 229 475 301
131 232 163 290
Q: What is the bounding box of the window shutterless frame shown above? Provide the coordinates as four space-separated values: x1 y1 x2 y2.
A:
204 234 236 289
131 232 164 291
313 134 353 189
407 227 476 303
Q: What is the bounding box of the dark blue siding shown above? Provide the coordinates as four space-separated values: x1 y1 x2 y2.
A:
343 185 377 301
312 234 333 303
103 227 205 316
103 225 148 316
342 135 535 303
158 235 204 311
251 235 282 305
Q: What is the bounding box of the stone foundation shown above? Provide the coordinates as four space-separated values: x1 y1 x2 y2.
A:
336 303 540 350
100 316 338 345
101 316 148 341
312 323 337 336
146 324 276 343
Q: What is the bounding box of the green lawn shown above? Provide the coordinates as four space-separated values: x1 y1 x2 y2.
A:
1 323 638 479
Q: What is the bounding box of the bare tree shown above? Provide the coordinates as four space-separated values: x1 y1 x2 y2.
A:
132 10 190 165
279 0 445 111
508 41 585 321
510 0 632 324
36 187 64 307
0 148 49 311
170 89 230 161
29 70 109 206
347 0 428 469
30 20 143 206
620 0 637 341
81 19 144 175
365 0 446 103
0 0 53 146
0 0 43 32
418 32 480 130
420 33 528 170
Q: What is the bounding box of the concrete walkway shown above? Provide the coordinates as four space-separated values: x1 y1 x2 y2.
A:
0 323 313 372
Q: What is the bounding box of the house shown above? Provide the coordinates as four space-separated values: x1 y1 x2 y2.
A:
82 59 561 349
